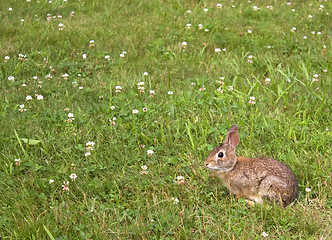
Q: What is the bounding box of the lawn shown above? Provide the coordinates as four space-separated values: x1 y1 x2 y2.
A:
0 0 331 239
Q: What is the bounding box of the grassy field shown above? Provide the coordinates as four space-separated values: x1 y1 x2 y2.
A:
0 0 331 239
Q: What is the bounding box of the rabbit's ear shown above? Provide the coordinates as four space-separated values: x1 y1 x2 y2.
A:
228 131 239 148
224 125 239 148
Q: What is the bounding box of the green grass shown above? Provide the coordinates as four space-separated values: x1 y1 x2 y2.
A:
0 0 331 239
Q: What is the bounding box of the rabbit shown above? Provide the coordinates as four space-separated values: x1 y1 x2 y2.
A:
205 125 299 207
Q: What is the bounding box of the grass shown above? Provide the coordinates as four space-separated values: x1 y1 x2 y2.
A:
0 0 331 239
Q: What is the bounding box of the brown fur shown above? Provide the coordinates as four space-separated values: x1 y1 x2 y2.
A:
205 125 298 207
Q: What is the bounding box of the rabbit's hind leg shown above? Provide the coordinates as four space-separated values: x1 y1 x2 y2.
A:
258 176 288 205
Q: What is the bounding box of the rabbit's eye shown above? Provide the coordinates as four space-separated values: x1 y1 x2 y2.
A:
218 152 224 158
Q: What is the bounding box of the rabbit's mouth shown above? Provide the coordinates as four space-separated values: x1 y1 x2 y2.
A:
205 164 234 172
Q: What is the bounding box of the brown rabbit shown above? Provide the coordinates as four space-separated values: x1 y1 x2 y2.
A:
205 125 298 207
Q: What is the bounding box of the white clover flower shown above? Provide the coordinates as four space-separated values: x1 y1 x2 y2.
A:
215 48 221 53
119 53 125 58
86 141 95 147
84 152 91 157
216 3 222 8
186 23 191 29
89 40 95 47
140 165 148 175
203 8 208 12
8 76 14 82
138 86 145 93
45 74 52 80
249 96 256 105
176 176 185 185
143 107 148 112
253 6 259 11
8 7 13 11
305 188 311 192
49 179 54 184
228 86 233 91
70 11 75 16
105 55 110 60
18 54 27 61
147 150 154 157
82 54 87 59
171 197 179 204
222 48 226 52
62 181 69 191
132 109 138 114
18 104 27 112
265 78 271 84
191 82 196 86
72 81 78 88
198 24 203 29
303 36 307 39
291 27 296 33
110 106 115 110
308 15 313 19
204 29 209 32
143 72 148 76
286 78 291 82
168 91 173 95
4 56 10 62
137 82 144 87
26 95 33 101
323 69 327 73
200 86 206 92
68 113 74 118
58 23 64 30
69 173 77 181
149 90 155 95
115 85 122 92
247 30 252 34
62 73 69 80
181 41 187 47
313 74 319 82
248 55 253 63
36 95 44 100
262 232 268 238
186 10 191 13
